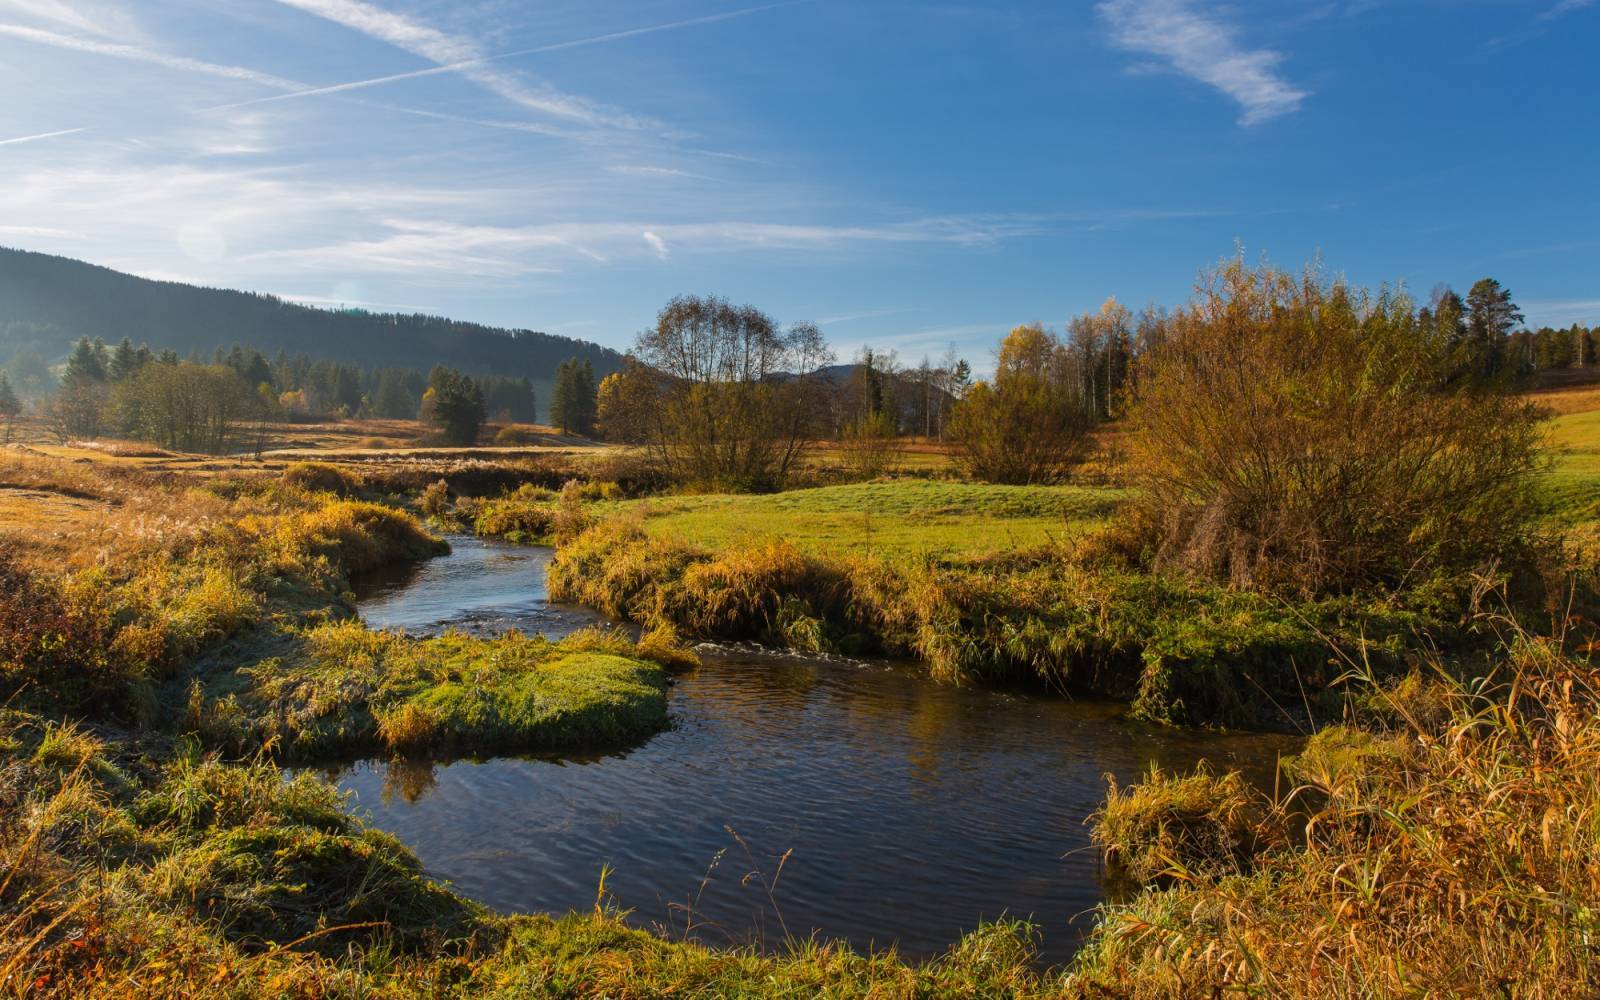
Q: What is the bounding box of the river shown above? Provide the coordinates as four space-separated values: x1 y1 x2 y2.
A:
330 534 1296 965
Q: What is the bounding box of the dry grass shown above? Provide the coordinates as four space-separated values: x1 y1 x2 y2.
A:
1073 622 1600 997
1091 763 1284 888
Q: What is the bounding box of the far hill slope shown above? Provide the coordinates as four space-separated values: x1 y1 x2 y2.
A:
0 246 623 380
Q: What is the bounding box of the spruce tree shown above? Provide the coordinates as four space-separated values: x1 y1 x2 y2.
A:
110 337 139 381
63 337 107 386
577 360 597 435
550 359 576 433
419 366 485 445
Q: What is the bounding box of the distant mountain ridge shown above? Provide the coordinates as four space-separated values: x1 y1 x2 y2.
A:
0 247 623 382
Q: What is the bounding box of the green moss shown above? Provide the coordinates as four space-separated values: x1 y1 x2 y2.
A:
189 624 670 759
140 823 476 953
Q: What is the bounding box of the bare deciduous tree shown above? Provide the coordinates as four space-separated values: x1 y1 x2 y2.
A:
632 295 833 490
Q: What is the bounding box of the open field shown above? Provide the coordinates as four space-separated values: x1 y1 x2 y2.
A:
625 480 1127 563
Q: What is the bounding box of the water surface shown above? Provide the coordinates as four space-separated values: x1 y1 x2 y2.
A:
341 535 1296 965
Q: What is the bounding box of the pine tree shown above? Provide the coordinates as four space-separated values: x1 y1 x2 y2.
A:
1465 278 1523 379
419 366 485 445
550 359 579 433
577 361 597 435
372 368 417 419
63 337 107 386
241 351 273 391
110 337 140 381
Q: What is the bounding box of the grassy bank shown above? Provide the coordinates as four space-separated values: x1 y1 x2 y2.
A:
438 392 1600 730
0 450 675 759
539 503 1464 729
182 624 672 759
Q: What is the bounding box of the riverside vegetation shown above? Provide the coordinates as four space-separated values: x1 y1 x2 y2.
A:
2 259 1598 996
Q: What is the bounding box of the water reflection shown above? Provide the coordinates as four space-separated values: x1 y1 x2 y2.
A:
355 533 606 638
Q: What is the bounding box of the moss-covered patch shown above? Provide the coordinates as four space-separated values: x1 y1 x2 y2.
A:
186 624 671 759
130 752 479 953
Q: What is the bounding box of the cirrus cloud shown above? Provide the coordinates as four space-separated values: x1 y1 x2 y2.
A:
1097 0 1309 125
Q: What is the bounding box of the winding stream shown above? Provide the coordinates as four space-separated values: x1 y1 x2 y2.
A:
333 534 1296 965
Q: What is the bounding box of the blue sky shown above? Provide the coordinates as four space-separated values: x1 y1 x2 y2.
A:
1 0 1595 366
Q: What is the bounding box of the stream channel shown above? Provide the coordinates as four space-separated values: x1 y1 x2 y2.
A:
326 533 1297 965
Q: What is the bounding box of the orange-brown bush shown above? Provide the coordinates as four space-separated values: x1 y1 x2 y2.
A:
1125 259 1546 594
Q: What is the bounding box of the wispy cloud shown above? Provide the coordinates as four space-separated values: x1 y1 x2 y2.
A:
0 223 80 237
526 2 806 55
0 126 86 146
0 22 299 90
1097 0 1309 125
216 3 799 123
1487 0 1593 47
609 165 715 181
270 0 645 128
233 214 1052 278
817 307 913 325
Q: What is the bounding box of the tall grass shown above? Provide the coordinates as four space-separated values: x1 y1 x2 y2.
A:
1073 621 1600 996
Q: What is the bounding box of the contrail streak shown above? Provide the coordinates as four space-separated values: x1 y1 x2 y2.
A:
203 2 809 113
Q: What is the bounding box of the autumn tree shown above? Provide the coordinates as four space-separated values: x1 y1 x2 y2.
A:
1125 259 1544 595
838 346 902 478
110 362 257 453
1066 297 1134 420
948 324 1094 484
594 359 660 443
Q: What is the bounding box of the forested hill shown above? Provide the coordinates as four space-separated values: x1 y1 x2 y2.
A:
0 246 622 378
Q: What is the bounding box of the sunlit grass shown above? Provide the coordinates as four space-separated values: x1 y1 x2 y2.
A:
621 480 1128 564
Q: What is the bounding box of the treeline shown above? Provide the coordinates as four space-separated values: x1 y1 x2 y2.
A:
35 336 542 424
38 338 274 453
941 274 1594 484
29 335 606 452
594 269 1578 491
0 246 622 383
